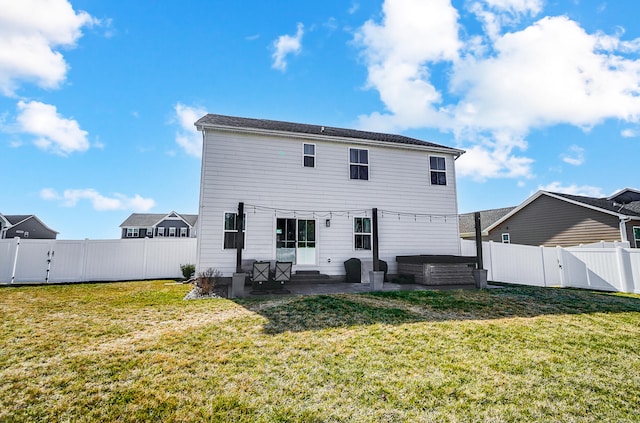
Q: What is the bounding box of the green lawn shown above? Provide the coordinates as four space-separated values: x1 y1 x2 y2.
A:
1 281 639 422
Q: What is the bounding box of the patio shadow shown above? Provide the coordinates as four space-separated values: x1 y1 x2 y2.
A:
234 286 640 334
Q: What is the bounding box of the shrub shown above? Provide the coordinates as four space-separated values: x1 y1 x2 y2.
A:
180 264 195 280
196 267 222 294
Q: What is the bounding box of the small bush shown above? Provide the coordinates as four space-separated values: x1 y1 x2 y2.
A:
196 267 222 294
180 264 195 280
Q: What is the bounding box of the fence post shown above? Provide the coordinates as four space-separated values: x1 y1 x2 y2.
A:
10 237 20 284
556 246 565 288
488 241 495 281
616 247 633 293
540 246 547 287
142 237 149 280
81 239 89 283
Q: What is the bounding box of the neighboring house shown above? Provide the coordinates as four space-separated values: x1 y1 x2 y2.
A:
484 189 640 247
119 212 198 239
0 214 58 239
194 113 465 278
459 207 515 240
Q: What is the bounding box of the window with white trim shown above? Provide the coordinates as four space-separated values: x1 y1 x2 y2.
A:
146 227 153 237
429 156 447 186
349 148 369 180
502 233 510 244
180 227 188 237
354 217 372 250
157 227 165 237
634 226 640 248
126 228 139 238
303 143 315 168
169 227 176 237
224 212 246 249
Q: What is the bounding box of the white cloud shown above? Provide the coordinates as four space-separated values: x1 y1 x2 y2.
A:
173 102 206 157
355 1 640 182
14 100 89 155
355 0 460 132
271 23 304 72
621 128 638 138
0 0 98 95
41 188 155 211
561 145 585 166
537 182 605 197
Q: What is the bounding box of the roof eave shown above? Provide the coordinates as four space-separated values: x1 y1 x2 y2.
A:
197 123 465 156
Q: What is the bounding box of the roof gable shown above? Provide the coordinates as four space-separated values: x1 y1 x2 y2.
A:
120 212 198 228
195 114 464 156
459 207 516 235
485 190 640 233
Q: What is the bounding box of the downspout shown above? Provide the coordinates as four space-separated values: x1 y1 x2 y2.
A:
619 216 631 243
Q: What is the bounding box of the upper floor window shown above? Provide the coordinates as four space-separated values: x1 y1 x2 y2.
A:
430 156 446 186
157 227 165 237
224 212 246 249
349 148 369 180
126 228 139 238
634 226 640 248
180 227 188 237
354 217 372 250
146 227 153 237
169 227 176 237
303 143 315 168
502 233 511 244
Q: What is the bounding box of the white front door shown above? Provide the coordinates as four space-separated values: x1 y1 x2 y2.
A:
276 218 316 265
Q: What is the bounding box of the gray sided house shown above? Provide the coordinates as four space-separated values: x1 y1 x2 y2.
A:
484 189 640 247
119 212 198 239
0 214 58 239
195 113 465 279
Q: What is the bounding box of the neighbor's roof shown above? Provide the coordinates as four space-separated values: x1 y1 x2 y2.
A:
0 214 59 233
120 212 198 228
195 114 464 155
459 207 516 235
485 189 640 233
1 215 33 225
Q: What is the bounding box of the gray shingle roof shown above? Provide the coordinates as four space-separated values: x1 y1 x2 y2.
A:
2 215 32 225
120 213 198 228
195 114 463 153
459 207 516 234
553 192 640 218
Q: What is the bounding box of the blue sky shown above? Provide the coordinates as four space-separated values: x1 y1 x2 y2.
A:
1 0 639 239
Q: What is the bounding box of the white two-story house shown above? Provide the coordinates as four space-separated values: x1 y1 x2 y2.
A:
194 114 465 280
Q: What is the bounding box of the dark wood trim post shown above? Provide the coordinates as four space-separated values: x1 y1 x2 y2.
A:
372 207 379 271
236 202 244 273
474 211 483 269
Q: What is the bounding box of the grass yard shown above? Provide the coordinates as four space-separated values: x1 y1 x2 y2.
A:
1 281 639 422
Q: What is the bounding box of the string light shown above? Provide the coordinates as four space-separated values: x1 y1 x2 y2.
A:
242 203 459 222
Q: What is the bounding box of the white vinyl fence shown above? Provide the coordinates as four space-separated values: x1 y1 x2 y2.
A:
0 237 197 284
461 239 640 294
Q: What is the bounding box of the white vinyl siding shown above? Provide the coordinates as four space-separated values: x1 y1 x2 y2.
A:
197 130 460 276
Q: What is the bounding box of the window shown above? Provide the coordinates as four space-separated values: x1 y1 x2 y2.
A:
146 227 153 237
502 233 510 244
430 156 446 186
224 212 246 249
126 228 139 238
157 227 165 237
354 217 372 250
634 227 640 248
303 143 315 168
180 227 188 237
168 227 176 237
349 148 369 180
